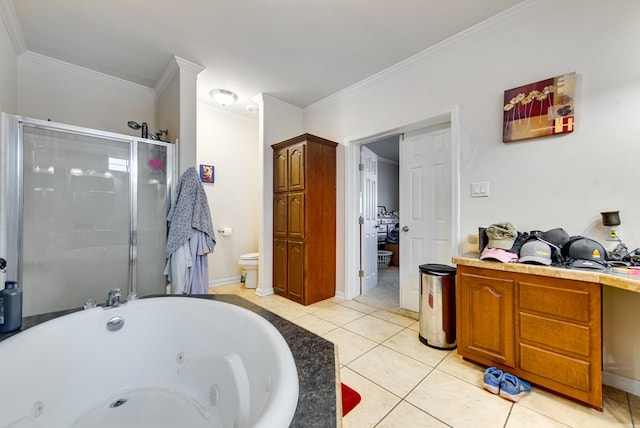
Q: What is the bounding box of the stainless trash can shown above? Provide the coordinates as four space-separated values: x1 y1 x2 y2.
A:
418 264 457 350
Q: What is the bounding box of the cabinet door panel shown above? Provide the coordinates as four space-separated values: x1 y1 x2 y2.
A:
273 239 288 295
288 242 304 303
288 193 305 239
458 272 515 367
274 195 288 238
274 148 288 192
288 143 305 191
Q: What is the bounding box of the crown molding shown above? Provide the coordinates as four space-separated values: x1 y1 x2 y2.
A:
19 50 157 96
257 93 304 114
155 56 204 95
154 58 178 95
0 0 26 55
305 0 551 112
174 56 205 76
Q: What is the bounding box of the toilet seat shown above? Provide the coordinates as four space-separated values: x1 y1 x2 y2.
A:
239 252 259 261
238 253 259 289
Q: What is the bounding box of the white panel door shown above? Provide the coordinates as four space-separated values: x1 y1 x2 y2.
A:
360 146 378 294
399 128 452 312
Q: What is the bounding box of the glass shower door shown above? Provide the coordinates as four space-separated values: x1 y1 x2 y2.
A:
136 142 171 297
22 125 132 315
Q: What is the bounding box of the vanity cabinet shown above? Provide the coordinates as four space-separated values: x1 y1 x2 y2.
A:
457 270 516 367
456 265 602 410
272 134 337 305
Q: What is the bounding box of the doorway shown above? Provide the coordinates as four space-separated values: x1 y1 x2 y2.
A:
344 107 461 314
355 136 403 314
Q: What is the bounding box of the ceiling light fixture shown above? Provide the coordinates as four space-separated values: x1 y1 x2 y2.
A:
209 89 238 106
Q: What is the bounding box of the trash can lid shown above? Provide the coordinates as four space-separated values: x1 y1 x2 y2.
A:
419 263 456 275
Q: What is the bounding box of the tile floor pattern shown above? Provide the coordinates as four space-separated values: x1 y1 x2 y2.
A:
210 283 639 427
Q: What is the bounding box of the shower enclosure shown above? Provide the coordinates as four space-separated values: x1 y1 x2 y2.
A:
1 114 175 316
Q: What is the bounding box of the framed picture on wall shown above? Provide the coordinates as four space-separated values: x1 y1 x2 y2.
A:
199 164 214 183
503 72 576 142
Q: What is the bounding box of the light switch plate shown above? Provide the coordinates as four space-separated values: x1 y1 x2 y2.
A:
471 181 490 197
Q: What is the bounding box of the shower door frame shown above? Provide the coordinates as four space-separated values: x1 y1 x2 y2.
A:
1 114 175 313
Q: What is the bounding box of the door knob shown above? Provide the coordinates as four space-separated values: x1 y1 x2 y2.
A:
402 226 409 232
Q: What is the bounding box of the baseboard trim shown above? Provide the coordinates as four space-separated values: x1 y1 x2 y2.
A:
255 287 274 297
208 276 241 287
603 371 640 396
335 290 346 300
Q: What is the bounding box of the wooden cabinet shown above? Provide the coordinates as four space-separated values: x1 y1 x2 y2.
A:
272 134 337 305
456 265 602 410
457 270 515 367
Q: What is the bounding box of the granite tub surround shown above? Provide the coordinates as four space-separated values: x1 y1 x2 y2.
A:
0 294 338 428
453 253 640 293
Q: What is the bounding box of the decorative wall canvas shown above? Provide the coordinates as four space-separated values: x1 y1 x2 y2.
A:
503 72 576 142
199 164 214 183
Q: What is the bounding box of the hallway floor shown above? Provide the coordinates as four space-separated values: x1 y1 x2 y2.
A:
210 283 639 427
354 266 418 320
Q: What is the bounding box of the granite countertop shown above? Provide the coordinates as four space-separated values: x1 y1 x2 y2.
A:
0 294 338 428
453 253 640 294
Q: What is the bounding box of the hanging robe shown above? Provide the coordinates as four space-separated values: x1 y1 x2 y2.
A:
164 166 216 293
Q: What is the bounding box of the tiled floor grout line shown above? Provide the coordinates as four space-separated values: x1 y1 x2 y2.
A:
502 405 515 428
320 317 408 345
393 366 454 428
371 401 402 428
344 350 443 425
518 403 573 428
629 393 636 428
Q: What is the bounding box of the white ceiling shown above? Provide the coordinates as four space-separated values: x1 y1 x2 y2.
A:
8 0 525 118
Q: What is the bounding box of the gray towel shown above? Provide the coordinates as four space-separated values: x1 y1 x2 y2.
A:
166 167 216 258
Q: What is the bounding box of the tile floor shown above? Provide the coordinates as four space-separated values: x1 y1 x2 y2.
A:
210 283 639 427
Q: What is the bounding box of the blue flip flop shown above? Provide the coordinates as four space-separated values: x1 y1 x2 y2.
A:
483 367 503 394
499 373 531 402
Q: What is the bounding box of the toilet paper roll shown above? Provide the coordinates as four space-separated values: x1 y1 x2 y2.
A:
220 227 233 236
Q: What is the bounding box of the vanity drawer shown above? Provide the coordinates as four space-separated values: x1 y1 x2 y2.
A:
519 312 590 357
519 280 591 322
520 343 591 393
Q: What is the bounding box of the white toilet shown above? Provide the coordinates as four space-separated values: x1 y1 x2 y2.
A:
238 252 259 289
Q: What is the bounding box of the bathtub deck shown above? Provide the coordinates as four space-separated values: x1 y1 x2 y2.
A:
0 294 338 428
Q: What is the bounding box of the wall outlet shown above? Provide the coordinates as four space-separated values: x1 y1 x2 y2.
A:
605 226 621 241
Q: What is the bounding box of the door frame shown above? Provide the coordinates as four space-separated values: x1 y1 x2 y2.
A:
343 105 461 301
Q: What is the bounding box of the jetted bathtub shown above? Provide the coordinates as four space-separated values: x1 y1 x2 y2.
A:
0 296 299 428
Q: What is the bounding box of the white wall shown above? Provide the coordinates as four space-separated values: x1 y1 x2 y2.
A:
197 102 259 284
156 69 180 144
175 57 203 175
0 12 17 113
17 52 156 136
255 94 304 296
301 0 640 390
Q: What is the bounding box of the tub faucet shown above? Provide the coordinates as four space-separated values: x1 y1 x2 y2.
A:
106 288 121 307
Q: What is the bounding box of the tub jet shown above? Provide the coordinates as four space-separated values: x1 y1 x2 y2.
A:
110 398 127 408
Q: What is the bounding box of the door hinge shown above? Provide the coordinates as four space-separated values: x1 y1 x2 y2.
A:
359 216 364 225
358 163 364 171
358 270 365 278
